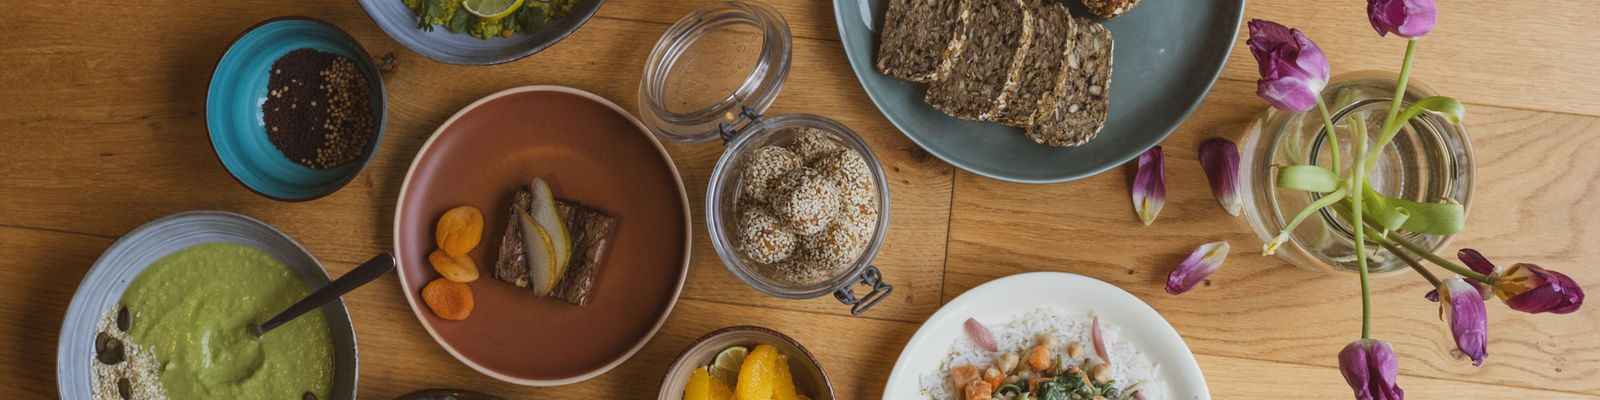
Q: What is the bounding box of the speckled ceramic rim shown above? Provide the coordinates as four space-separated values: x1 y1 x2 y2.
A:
391 85 692 386
55 210 359 399
356 0 605 65
204 16 388 202
656 325 835 399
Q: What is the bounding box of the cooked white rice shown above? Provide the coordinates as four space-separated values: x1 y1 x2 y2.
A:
918 307 1166 399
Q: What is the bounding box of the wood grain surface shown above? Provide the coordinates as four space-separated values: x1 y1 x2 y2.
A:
2 0 1594 398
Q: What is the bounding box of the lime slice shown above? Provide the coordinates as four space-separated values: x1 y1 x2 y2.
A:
463 0 524 19
709 346 749 385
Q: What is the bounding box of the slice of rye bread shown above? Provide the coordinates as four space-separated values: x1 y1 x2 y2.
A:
1025 17 1112 147
1082 0 1142 20
493 187 617 305
875 0 968 83
923 0 1037 121
991 1 1075 127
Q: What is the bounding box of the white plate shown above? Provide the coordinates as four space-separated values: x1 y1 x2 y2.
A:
883 272 1208 399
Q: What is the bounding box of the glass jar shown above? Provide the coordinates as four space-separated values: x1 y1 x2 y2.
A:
1239 71 1474 274
641 0 892 315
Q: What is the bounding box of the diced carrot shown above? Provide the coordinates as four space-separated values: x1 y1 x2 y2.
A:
1026 345 1052 371
963 380 993 400
949 365 980 389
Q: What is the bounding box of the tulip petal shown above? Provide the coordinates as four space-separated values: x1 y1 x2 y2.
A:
1440 277 1488 366
1166 241 1230 295
1248 20 1331 113
1200 138 1243 216
1132 146 1165 226
1340 339 1405 400
1338 341 1374 400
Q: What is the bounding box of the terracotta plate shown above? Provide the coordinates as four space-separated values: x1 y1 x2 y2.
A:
393 86 691 385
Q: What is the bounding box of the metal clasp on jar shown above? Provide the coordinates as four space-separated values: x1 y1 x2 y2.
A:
717 106 765 143
833 265 892 316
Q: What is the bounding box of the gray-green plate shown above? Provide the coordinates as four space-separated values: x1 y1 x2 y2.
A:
834 0 1244 183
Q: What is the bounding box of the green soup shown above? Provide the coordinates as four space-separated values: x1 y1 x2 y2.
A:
121 242 334 399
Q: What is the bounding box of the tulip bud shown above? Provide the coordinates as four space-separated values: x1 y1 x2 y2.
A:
1338 339 1405 400
1494 263 1584 314
1367 0 1437 39
1247 20 1331 113
1438 277 1488 366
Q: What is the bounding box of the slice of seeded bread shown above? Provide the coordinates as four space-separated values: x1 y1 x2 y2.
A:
1025 18 1112 147
876 0 968 83
1082 0 1142 20
924 0 1036 121
991 1 1074 127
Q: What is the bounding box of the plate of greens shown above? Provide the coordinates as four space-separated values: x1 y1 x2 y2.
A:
359 0 604 65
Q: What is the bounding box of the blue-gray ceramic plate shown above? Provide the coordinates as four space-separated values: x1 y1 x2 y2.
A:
358 0 605 65
834 0 1244 183
206 17 388 201
56 211 359 399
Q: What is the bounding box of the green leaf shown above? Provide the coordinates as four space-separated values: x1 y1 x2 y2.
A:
1360 183 1410 232
1392 198 1465 234
448 8 472 32
1400 96 1466 125
1276 165 1341 193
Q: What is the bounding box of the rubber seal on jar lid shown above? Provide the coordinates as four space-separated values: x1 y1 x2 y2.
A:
638 0 793 143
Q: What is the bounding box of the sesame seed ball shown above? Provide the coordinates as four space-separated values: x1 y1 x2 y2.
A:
813 148 876 215
739 146 802 204
771 167 841 235
737 205 795 264
785 127 840 163
812 207 875 266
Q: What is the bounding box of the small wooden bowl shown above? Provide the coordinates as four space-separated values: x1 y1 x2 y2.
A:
658 326 834 400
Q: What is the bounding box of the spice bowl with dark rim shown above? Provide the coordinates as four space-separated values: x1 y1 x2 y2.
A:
206 17 388 201
658 326 834 400
641 0 892 315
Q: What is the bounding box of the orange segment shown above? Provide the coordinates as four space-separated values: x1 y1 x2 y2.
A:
736 344 779 400
709 372 734 400
686 367 714 400
772 354 800 400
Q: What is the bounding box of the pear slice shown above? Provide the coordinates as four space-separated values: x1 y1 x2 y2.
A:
529 178 573 273
516 209 558 295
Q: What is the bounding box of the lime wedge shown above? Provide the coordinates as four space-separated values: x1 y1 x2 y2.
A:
709 346 749 385
463 0 524 19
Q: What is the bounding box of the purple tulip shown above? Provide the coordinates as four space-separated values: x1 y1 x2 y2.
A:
1494 263 1585 314
1438 277 1488 366
1246 19 1331 113
1425 248 1497 301
1339 339 1405 400
1165 241 1230 295
1367 0 1437 39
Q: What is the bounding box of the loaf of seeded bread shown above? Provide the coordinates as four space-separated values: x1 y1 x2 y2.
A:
924 0 1037 121
1082 0 1142 19
1025 18 1112 147
876 0 968 83
991 1 1074 127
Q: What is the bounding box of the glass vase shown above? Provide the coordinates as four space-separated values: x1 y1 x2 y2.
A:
1240 71 1475 274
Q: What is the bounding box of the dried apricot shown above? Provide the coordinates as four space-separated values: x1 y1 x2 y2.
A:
421 278 473 320
429 249 479 283
435 206 483 257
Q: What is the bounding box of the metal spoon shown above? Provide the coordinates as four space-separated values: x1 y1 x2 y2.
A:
256 252 396 337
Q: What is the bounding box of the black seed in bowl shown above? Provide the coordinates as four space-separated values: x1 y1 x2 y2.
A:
116 305 130 332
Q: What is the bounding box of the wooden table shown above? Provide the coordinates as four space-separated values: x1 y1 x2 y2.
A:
4 0 1596 398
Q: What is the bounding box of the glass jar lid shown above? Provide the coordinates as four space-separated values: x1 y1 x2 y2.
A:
639 0 792 143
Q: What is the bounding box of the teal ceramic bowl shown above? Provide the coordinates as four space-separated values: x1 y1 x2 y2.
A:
207 17 387 201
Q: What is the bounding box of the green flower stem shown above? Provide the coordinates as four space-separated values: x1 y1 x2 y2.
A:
1388 233 1494 284
1315 99 1342 174
1373 234 1440 288
1336 200 1491 285
1352 109 1372 340
1365 39 1420 176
